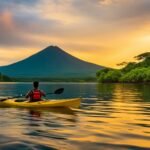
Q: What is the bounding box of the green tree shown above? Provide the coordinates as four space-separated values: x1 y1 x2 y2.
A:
96 52 150 83
103 70 122 82
0 72 12 82
144 68 150 82
97 69 122 83
120 67 150 83
134 52 150 61
121 62 137 73
96 68 111 82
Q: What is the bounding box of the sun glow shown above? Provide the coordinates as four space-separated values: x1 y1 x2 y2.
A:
0 0 149 68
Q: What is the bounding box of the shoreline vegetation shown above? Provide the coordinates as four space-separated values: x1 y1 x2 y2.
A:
0 73 12 82
0 75 97 82
96 52 150 83
12 77 97 82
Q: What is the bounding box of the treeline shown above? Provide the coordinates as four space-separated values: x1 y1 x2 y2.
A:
96 52 150 83
0 72 12 81
13 77 97 82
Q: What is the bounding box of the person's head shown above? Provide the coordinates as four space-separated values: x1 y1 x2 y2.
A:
33 81 39 89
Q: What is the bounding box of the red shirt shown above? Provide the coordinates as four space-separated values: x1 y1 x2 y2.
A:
26 89 45 102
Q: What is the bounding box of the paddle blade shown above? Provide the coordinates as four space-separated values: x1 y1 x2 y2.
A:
54 88 64 94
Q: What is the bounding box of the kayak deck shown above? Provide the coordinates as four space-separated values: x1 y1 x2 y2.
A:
0 98 81 108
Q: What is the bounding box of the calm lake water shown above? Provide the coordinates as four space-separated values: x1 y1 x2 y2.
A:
0 82 150 150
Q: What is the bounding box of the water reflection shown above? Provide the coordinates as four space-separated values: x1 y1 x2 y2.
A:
0 83 150 150
29 110 42 118
28 107 76 118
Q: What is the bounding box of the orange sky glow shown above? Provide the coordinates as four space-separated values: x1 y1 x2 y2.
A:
0 0 149 68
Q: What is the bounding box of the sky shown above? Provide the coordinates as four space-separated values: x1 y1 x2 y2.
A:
0 0 150 68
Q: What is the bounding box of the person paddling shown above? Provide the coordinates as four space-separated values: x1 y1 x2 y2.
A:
26 81 45 102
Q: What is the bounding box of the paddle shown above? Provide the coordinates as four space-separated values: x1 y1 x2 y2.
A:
0 88 64 102
47 88 64 95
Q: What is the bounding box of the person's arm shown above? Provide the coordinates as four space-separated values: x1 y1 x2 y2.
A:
26 90 32 99
40 90 46 97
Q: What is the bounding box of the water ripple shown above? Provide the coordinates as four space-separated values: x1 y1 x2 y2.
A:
0 83 150 149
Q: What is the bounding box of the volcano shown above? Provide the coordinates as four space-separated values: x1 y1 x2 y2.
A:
0 46 104 79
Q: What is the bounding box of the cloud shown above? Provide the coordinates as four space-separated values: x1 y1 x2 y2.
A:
0 11 37 47
0 0 39 8
0 0 149 67
110 0 150 21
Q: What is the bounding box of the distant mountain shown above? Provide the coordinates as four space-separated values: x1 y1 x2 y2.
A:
0 46 104 79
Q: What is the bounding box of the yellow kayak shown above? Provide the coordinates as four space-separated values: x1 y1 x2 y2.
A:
0 98 81 108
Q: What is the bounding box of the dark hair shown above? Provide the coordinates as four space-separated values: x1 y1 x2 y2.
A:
33 81 39 88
